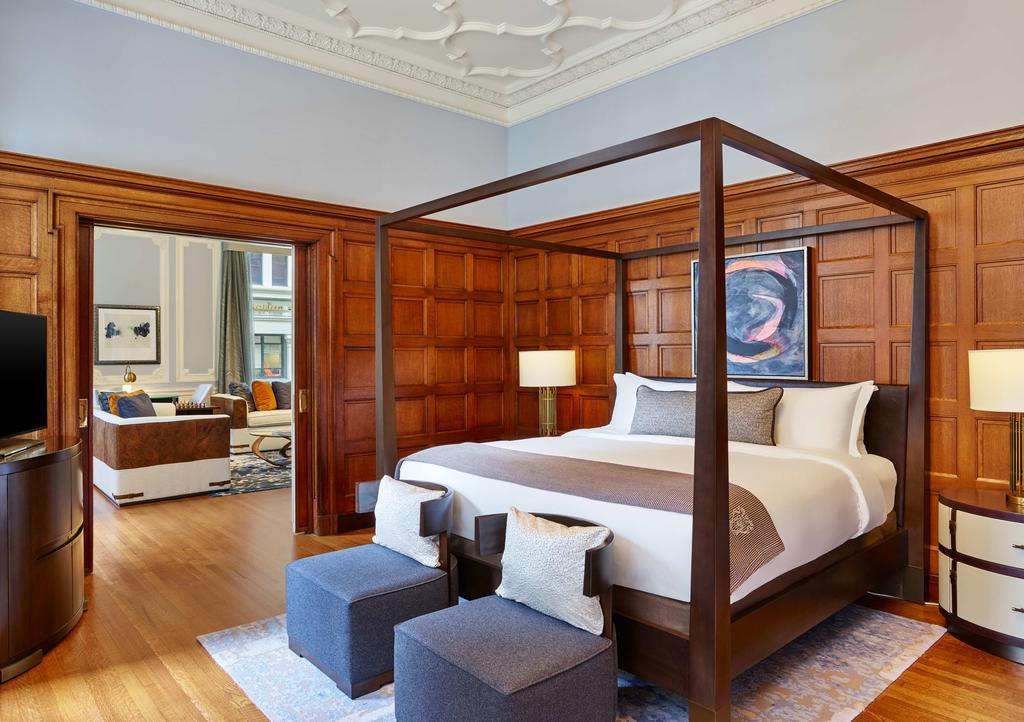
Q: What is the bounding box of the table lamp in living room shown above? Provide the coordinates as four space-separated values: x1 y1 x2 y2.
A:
969 349 1024 506
519 350 576 437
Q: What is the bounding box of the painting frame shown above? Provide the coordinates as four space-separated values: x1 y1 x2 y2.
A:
94 304 162 365
690 246 810 380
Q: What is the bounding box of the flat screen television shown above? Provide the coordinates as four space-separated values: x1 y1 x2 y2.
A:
0 310 47 439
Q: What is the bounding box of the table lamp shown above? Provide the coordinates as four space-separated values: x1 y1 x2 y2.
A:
969 349 1024 506
519 350 576 436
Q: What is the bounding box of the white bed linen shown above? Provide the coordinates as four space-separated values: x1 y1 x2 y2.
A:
398 427 896 604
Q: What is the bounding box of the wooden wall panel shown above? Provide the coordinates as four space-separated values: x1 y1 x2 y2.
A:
0 186 56 440
338 224 510 508
510 127 1024 597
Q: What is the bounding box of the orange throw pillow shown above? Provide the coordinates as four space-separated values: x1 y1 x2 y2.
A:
107 389 146 416
251 380 278 411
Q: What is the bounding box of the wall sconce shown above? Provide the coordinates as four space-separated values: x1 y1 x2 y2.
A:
122 364 137 393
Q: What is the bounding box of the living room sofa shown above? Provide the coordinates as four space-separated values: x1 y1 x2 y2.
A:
92 410 231 505
211 393 292 453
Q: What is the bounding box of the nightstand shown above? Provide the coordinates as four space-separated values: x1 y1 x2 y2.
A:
938 488 1024 663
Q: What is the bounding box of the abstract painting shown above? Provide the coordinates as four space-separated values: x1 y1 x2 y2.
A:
94 304 162 365
691 247 809 379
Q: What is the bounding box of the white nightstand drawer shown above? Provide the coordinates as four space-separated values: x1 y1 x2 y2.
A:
955 563 1024 639
952 507 1024 570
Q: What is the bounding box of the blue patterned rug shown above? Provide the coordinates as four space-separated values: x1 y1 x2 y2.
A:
211 453 292 496
198 604 942 721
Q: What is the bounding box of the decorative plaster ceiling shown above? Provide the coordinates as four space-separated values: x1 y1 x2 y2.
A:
75 0 842 124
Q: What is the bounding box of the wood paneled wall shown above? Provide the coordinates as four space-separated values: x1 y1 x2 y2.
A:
510 125 1024 593
333 222 510 513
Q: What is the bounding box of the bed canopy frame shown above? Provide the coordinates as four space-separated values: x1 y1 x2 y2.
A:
374 117 928 721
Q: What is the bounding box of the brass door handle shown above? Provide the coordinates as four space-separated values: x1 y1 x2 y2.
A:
297 389 310 414
78 399 89 428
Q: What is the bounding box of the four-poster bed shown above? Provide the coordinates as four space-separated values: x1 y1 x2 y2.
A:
373 117 929 721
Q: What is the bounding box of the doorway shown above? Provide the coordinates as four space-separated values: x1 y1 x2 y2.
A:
77 218 317 572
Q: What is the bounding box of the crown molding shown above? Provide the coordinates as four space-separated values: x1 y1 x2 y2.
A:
73 0 842 125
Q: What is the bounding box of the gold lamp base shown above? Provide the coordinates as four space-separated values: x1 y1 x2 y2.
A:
538 386 558 437
1010 412 1024 508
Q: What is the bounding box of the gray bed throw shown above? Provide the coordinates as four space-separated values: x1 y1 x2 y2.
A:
398 443 785 593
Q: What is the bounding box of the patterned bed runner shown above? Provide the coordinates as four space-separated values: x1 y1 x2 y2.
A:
399 443 785 592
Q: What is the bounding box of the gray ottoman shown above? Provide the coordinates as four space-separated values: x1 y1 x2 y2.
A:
394 595 618 722
286 543 449 698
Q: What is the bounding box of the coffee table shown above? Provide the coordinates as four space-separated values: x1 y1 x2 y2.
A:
251 430 292 467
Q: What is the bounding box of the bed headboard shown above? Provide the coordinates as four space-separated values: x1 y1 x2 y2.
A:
644 379 910 525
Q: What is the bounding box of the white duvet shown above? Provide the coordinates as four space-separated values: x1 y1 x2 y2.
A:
398 427 897 604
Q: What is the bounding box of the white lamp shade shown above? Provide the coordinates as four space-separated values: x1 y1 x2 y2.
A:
519 350 576 388
968 349 1024 412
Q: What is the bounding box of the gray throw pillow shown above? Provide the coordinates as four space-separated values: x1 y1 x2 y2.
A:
629 386 783 445
272 380 291 410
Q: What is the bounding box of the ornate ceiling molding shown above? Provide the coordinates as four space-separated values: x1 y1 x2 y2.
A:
74 0 843 125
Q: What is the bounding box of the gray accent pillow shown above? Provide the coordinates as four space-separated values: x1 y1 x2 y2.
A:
629 385 783 445
272 380 292 410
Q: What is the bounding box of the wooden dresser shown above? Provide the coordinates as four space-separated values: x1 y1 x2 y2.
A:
0 438 85 682
939 488 1024 663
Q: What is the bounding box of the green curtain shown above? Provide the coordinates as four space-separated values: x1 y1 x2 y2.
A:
216 249 254 392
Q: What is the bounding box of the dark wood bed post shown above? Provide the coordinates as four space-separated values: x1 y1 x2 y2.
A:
614 257 627 374
905 215 929 601
375 219 398 478
689 117 732 722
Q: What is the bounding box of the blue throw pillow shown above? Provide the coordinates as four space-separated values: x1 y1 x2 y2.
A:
116 393 157 418
97 390 115 413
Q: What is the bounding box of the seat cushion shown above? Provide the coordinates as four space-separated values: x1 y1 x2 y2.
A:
396 595 612 696
288 543 445 603
246 408 292 427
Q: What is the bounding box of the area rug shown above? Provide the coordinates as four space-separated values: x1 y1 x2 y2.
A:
212 453 292 496
198 604 943 721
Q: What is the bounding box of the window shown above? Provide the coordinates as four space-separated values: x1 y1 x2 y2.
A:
271 254 289 287
254 334 287 379
248 253 264 285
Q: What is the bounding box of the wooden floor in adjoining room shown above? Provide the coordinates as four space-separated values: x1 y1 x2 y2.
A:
2 489 1022 721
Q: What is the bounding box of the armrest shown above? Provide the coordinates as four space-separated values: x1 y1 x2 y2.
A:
210 394 247 428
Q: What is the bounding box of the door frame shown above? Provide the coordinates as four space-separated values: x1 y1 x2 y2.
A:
63 198 330 571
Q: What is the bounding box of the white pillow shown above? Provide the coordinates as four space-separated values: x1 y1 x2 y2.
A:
372 476 444 567
609 372 695 432
772 381 875 456
496 507 611 635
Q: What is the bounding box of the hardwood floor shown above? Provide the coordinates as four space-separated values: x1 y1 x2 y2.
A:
1 488 370 721
2 488 1022 721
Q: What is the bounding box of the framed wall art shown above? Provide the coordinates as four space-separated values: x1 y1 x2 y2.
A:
691 246 809 379
94 304 162 365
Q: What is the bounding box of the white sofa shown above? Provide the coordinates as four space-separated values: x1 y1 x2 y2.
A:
92 410 231 506
210 394 292 453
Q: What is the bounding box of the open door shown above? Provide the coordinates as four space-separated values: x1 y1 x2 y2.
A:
77 219 95 573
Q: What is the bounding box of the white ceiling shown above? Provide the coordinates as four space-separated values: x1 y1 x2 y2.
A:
76 0 842 124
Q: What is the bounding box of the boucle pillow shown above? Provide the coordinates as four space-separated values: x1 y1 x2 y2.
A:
629 386 782 445
495 507 610 635
372 476 444 568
